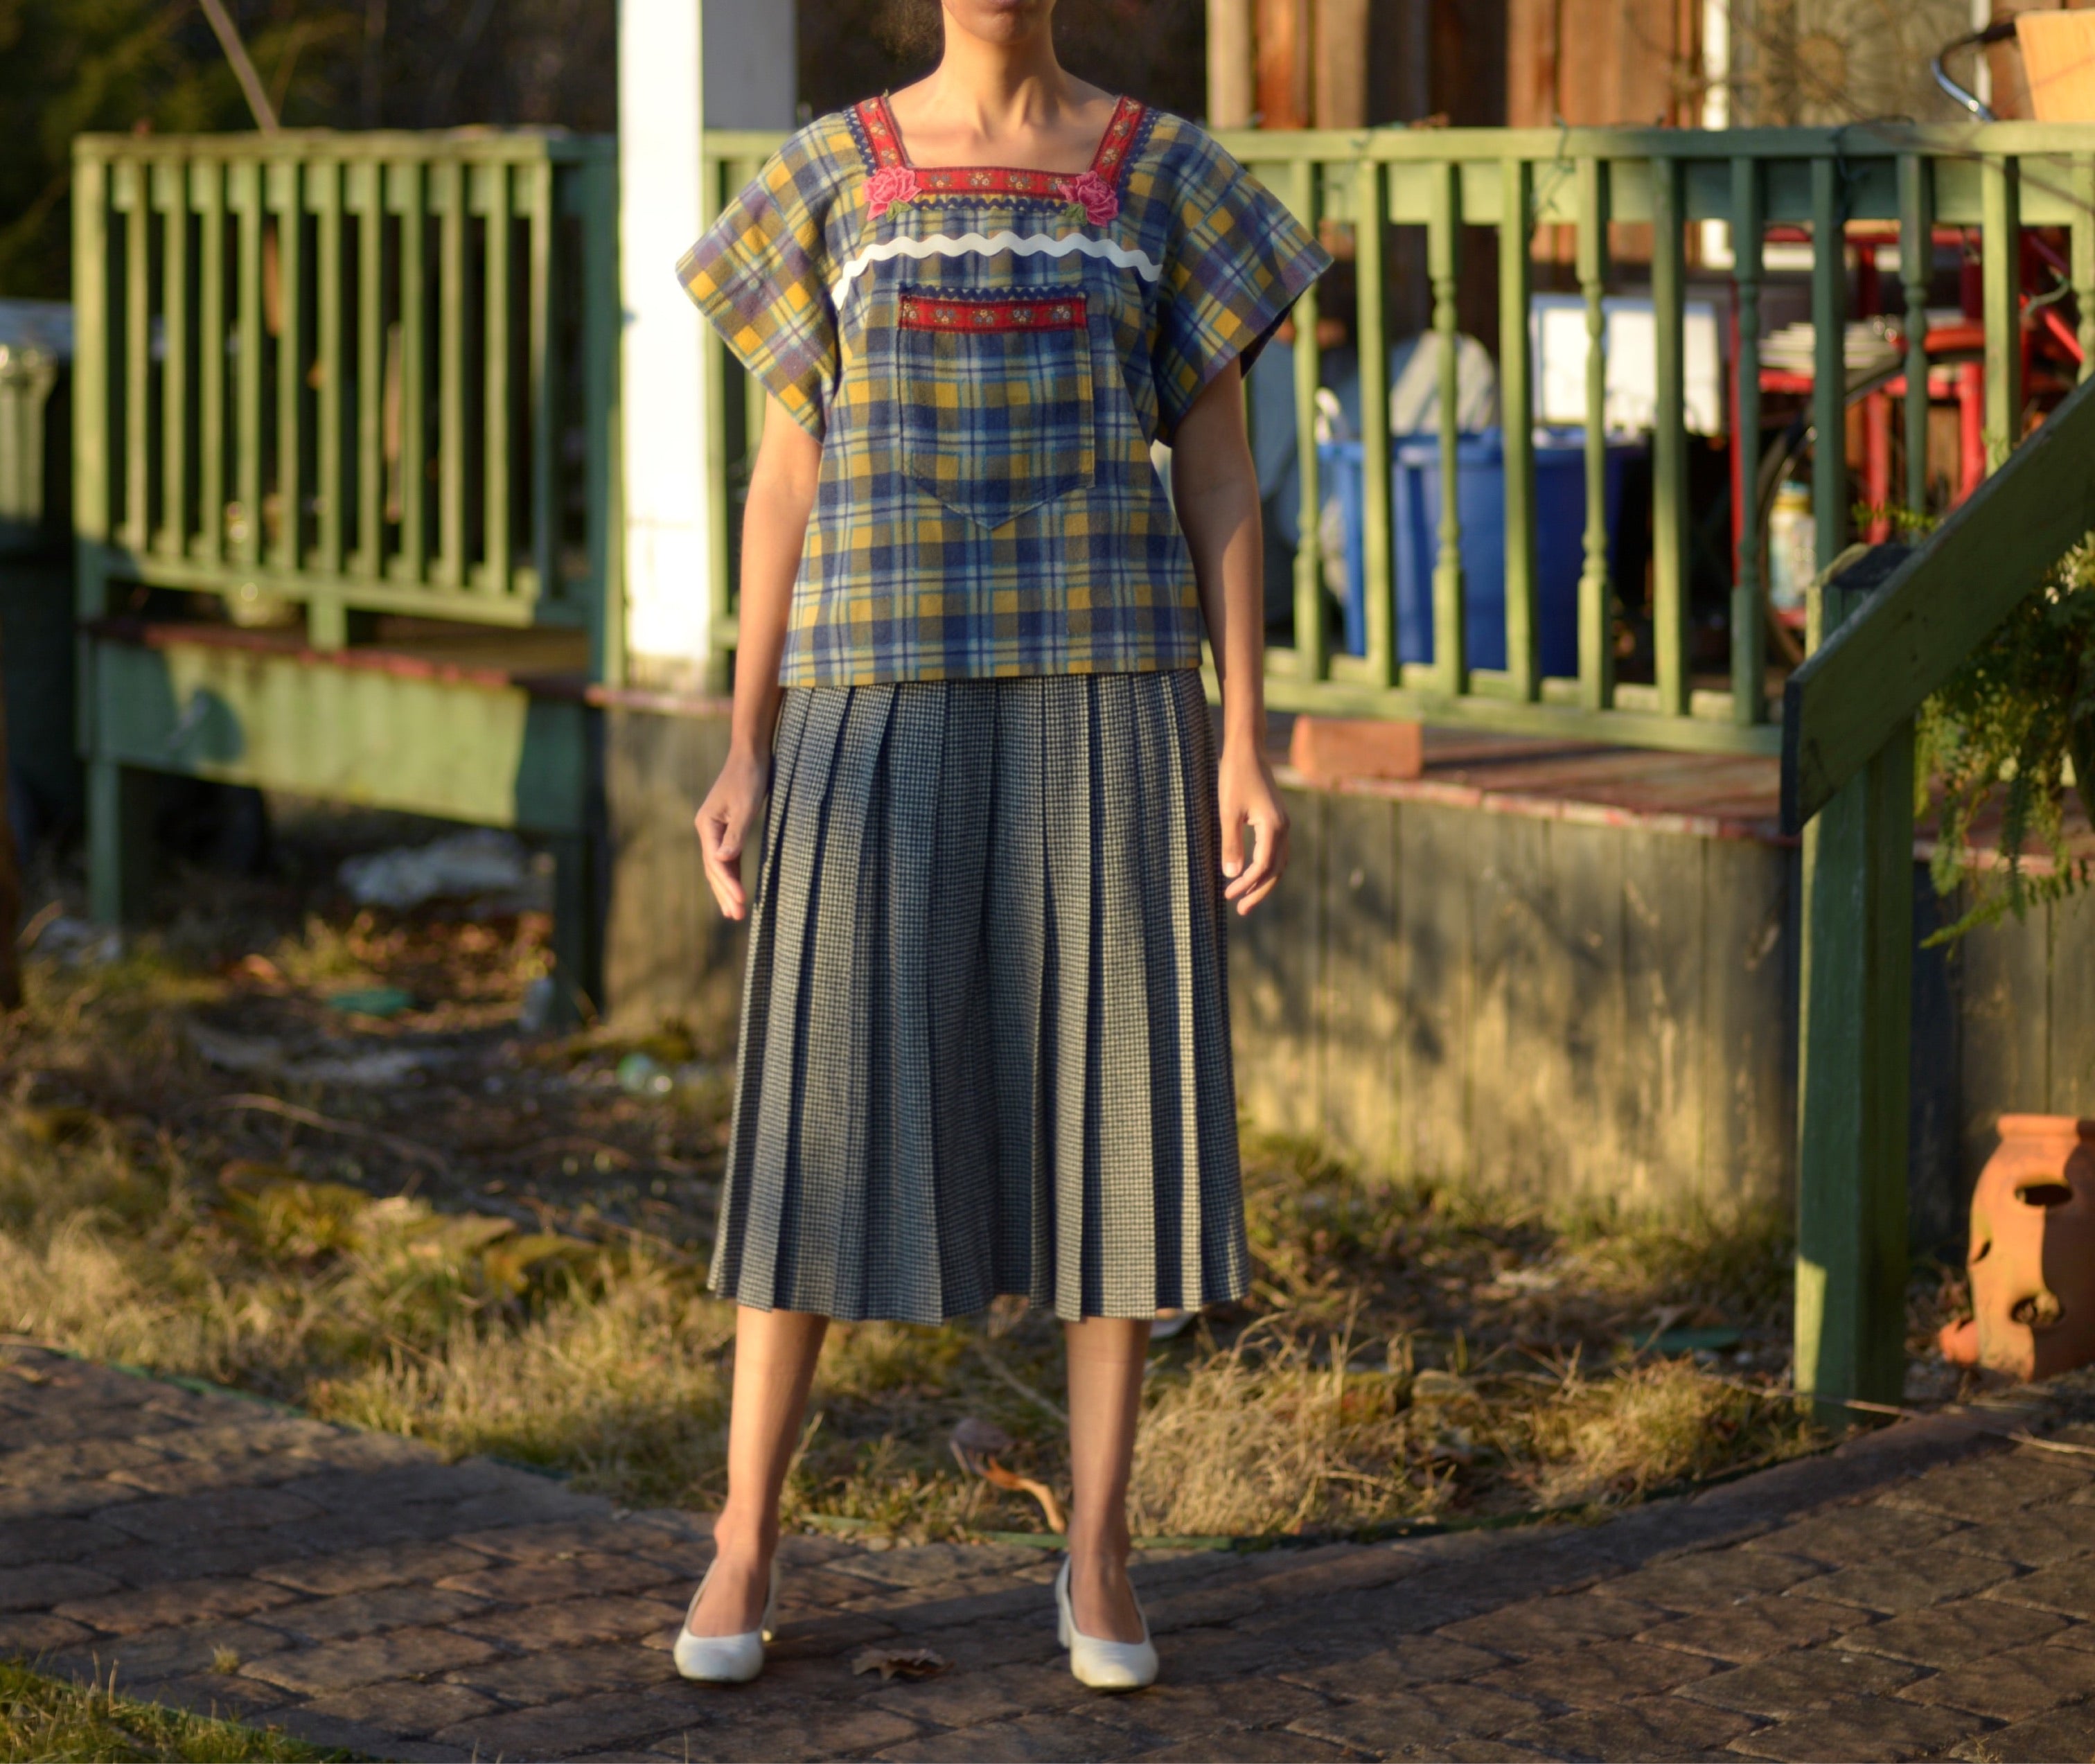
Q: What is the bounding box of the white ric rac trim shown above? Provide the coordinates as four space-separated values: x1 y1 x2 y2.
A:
831 230 1163 307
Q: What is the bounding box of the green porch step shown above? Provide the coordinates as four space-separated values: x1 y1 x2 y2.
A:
84 621 599 1010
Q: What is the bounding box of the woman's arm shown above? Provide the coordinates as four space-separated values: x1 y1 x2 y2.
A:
1169 360 1289 915
694 398 823 920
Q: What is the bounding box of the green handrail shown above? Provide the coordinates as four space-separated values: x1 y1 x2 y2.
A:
1784 372 2095 829
71 130 619 672
698 120 2095 755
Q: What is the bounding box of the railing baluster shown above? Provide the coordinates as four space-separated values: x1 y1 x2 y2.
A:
2072 154 2095 385
1731 155 1765 725
529 157 555 605
1576 156 1612 712
196 159 224 565
397 160 427 583
1499 157 1536 698
1981 152 2021 474
700 151 733 666
315 158 345 583
744 272 769 464
1898 155 1932 515
274 157 305 582
354 159 383 581
72 148 112 567
157 159 188 562
1356 159 1393 687
233 160 263 570
437 157 466 590
580 150 619 684
1429 159 1465 696
1651 154 1687 718
483 159 513 597
1810 157 1848 581
1291 156 1326 682
122 161 149 556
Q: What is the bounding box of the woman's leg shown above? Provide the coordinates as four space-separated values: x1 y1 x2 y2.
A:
1063 1316 1151 1643
689 1305 829 1635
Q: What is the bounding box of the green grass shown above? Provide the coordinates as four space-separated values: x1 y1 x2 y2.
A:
0 1661 339 1763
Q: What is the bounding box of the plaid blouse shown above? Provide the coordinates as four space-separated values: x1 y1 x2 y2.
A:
679 96 1329 686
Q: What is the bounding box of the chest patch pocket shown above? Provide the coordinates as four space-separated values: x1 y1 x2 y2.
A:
894 290 1097 531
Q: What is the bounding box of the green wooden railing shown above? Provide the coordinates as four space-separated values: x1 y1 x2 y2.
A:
71 130 620 669
699 121 2095 756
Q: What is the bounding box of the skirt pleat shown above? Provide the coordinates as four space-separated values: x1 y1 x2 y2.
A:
710 668 1246 1324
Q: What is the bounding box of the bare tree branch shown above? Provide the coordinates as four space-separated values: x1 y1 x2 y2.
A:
197 0 280 130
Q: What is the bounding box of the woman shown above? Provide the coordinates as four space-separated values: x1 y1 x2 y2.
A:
673 0 1327 1691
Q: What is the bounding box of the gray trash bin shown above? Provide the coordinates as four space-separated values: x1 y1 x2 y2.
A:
0 300 80 857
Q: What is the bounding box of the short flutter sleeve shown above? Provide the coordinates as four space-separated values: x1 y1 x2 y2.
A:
678 125 839 440
1153 134 1331 441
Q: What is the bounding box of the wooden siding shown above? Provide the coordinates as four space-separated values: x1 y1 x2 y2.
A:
1507 0 1698 130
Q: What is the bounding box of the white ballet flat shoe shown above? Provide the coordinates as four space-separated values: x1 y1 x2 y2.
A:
673 1559 781 1684
1054 1558 1158 1691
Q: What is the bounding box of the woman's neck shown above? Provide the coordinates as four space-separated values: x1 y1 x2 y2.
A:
888 13 1111 170
921 28 1072 132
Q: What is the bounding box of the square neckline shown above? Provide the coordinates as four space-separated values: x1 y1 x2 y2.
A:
855 93 1147 197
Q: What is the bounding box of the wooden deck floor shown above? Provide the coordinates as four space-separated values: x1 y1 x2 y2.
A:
1268 720 2092 864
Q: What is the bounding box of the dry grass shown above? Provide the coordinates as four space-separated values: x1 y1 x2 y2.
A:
0 1661 334 1763
0 827 1860 1546
1124 1143 1820 1539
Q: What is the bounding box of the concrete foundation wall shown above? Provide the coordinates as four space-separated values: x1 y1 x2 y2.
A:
1229 784 1798 1219
600 704 745 1055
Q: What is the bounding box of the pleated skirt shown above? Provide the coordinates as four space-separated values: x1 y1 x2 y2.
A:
709 667 1246 1324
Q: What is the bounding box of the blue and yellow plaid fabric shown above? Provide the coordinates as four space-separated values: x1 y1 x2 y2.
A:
678 99 1328 687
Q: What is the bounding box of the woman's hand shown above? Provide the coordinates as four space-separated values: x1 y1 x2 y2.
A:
1218 737 1289 915
696 746 773 921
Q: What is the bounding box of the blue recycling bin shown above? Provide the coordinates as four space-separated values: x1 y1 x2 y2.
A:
1316 429 1640 675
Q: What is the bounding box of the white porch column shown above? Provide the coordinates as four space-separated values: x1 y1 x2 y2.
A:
617 0 795 693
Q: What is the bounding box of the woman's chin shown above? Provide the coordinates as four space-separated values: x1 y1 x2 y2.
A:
944 0 1052 44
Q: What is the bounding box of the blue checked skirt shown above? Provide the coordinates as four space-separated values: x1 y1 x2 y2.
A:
709 668 1248 1324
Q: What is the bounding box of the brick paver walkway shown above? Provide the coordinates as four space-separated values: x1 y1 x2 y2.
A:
7 1345 2095 1762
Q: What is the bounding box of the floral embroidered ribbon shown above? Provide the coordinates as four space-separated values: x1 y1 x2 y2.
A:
858 96 1139 225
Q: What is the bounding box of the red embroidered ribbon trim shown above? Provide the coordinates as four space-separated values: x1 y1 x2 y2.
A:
898 293 1089 333
856 95 1144 213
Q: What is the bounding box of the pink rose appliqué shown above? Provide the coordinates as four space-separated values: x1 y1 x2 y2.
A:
866 165 923 218
1058 170 1119 226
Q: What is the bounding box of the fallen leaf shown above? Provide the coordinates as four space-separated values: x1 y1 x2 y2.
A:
949 1417 1066 1534
233 953 288 989
851 1646 951 1682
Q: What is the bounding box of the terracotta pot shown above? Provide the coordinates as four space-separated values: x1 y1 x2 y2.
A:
1948 1115 2095 1380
